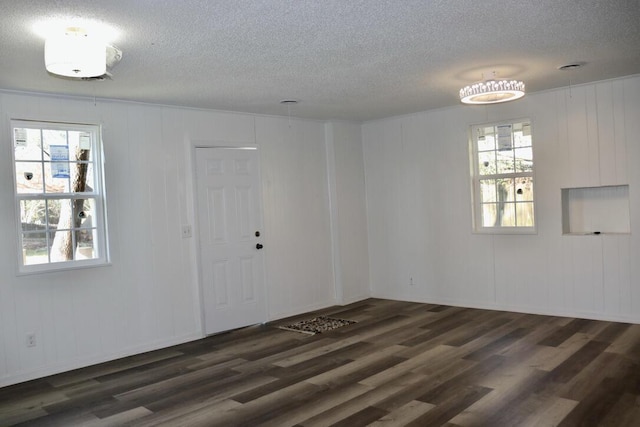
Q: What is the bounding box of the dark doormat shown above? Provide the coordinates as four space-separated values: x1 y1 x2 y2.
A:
278 316 357 335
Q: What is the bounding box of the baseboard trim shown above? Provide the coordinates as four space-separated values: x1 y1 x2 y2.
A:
268 299 337 322
371 293 640 325
0 332 203 388
339 294 371 306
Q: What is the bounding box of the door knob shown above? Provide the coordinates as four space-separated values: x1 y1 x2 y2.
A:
256 243 264 250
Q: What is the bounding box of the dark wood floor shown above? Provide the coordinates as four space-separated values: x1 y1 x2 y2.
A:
2 299 640 426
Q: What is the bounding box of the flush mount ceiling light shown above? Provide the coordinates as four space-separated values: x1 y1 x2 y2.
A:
459 71 525 105
45 26 107 78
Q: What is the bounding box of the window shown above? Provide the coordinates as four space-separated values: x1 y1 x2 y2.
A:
11 120 109 273
469 120 535 233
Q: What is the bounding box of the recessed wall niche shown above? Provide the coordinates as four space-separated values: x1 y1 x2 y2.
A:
561 185 631 235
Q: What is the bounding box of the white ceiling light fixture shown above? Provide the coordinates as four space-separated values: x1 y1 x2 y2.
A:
459 71 525 105
45 26 107 78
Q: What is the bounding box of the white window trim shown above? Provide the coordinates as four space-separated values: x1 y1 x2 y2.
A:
11 119 110 275
469 119 537 235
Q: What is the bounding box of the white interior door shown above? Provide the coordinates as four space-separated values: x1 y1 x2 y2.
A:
195 147 267 335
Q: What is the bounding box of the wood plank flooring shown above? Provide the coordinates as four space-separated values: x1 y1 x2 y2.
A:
2 298 640 426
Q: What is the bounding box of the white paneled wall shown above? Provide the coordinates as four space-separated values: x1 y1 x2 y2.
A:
363 75 640 322
3 74 638 387
256 116 335 318
327 122 370 304
0 92 367 386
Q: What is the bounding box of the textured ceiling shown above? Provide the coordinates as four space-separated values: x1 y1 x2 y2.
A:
1 0 639 121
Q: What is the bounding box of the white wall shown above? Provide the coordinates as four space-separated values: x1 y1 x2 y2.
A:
326 122 371 304
4 74 637 387
256 116 335 319
0 92 369 386
362 75 640 322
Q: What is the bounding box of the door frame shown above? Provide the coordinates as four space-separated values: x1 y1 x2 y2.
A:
187 139 269 336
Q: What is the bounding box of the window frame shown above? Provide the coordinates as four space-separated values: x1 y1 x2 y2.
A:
10 119 110 274
469 118 537 234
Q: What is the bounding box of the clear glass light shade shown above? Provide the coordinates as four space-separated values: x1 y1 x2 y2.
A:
45 34 106 78
460 79 525 105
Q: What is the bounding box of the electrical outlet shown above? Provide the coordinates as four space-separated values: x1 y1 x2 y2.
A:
181 225 192 238
26 333 36 347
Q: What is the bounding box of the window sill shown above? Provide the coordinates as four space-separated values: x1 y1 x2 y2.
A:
17 259 111 276
472 227 538 235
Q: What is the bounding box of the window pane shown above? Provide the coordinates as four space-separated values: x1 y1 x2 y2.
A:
69 162 95 193
42 130 67 155
15 161 44 194
68 131 94 161
482 203 497 227
47 169 70 193
514 147 533 172
46 199 67 227
496 150 515 174
20 200 47 231
499 126 517 152
480 179 497 203
74 198 96 229
516 202 535 226
14 128 43 161
514 130 532 148
477 137 495 152
76 231 97 260
48 198 72 263
46 142 72 192
67 132 80 157
477 125 496 152
497 178 515 203
22 232 49 265
51 199 72 228
478 152 496 175
49 228 73 263
75 198 96 258
497 202 516 226
515 177 534 201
